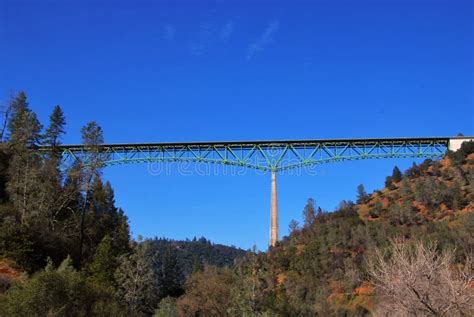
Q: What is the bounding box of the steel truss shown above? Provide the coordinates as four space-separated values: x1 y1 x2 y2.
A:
40 137 452 172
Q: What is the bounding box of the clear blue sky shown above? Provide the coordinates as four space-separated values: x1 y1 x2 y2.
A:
1 0 473 250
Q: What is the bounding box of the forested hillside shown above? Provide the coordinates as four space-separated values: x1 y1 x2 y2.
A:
0 92 246 316
0 91 472 316
173 142 473 316
148 237 246 279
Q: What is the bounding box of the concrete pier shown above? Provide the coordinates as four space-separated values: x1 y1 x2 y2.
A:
269 170 279 247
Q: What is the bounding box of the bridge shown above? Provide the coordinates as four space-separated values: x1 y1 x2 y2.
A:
40 136 473 247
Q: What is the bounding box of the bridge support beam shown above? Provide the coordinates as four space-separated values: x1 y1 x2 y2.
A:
269 170 279 247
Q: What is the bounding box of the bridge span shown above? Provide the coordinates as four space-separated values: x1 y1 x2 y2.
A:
40 136 473 247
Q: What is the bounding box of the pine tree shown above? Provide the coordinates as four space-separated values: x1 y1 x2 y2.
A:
88 235 117 288
78 121 105 268
356 184 369 204
392 166 402 183
449 180 463 210
385 176 395 190
44 105 66 148
7 91 42 148
192 256 203 273
160 247 184 298
288 219 299 233
38 106 67 232
303 198 316 227
6 92 43 225
58 255 75 273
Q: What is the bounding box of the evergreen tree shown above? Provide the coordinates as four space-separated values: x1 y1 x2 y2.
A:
385 176 395 190
303 198 316 227
88 235 117 288
228 251 266 315
154 297 178 317
7 91 42 147
392 166 402 183
78 121 105 268
288 219 299 233
6 92 43 226
449 180 463 210
356 184 369 204
44 105 66 148
192 255 203 273
160 247 184 298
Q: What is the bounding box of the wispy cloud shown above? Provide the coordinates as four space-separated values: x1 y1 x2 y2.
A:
190 20 216 56
246 21 280 60
220 21 234 40
164 25 176 41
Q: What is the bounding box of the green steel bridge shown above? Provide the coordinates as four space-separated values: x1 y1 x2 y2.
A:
39 136 473 246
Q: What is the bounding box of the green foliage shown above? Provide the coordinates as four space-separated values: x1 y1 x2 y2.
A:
44 105 66 148
191 255 203 273
228 251 268 316
302 198 316 227
177 265 235 317
159 247 184 298
87 235 117 288
392 166 403 183
384 176 395 190
7 91 42 147
0 257 127 317
154 297 178 317
174 143 473 315
81 121 104 147
0 91 472 316
356 184 369 204
147 237 245 280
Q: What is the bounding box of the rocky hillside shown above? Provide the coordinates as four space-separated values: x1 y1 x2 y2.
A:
262 141 474 315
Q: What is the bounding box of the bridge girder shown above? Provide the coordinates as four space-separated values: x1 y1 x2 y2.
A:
40 137 454 172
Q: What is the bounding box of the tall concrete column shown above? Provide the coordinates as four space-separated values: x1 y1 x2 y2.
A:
269 170 279 247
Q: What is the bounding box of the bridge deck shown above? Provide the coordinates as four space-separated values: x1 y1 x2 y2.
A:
38 136 467 150
36 136 474 172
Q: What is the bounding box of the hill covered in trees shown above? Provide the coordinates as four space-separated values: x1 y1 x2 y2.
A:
172 142 473 316
0 92 246 316
0 91 472 316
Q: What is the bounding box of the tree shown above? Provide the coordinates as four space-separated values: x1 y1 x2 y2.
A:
405 162 420 179
78 121 106 268
7 91 42 147
228 250 267 316
303 198 316 227
356 184 369 204
177 265 235 317
368 239 474 316
400 177 413 199
87 235 117 288
37 106 67 234
449 180 464 211
391 166 402 183
0 94 13 142
0 256 126 317
191 255 203 274
44 105 66 149
384 176 395 190
115 241 160 315
288 219 299 233
159 247 184 298
6 92 43 226
154 297 178 317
